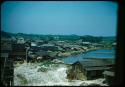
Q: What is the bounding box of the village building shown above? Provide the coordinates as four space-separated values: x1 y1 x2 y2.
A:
92 43 104 48
62 46 71 51
36 40 44 46
68 45 82 51
1 38 14 85
82 42 91 46
54 41 66 46
30 45 42 52
1 43 12 53
1 53 14 86
40 44 59 51
31 42 37 46
67 59 114 81
11 44 26 61
27 51 37 62
1 38 12 43
103 71 115 85
25 41 31 47
11 37 17 43
81 46 88 51
17 37 25 44
57 46 64 52
112 42 116 48
35 51 52 61
75 39 83 45
28 49 54 62
35 51 49 57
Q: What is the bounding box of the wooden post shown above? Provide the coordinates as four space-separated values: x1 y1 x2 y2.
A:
26 47 30 64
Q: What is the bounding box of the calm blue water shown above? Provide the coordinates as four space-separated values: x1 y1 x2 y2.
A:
60 49 115 64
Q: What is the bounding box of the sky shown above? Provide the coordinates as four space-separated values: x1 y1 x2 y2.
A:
1 1 118 36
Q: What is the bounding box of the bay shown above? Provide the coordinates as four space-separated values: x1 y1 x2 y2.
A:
60 49 115 64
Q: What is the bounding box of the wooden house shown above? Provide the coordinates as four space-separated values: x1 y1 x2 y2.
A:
67 59 114 80
11 44 26 61
35 51 53 60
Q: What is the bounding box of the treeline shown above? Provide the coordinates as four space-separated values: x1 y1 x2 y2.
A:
80 35 103 43
1 30 115 43
1 31 12 38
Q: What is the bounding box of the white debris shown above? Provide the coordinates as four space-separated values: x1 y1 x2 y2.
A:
14 62 108 86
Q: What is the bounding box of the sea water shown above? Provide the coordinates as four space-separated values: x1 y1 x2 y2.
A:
60 49 115 64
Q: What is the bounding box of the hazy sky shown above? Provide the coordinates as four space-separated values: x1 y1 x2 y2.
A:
1 1 118 36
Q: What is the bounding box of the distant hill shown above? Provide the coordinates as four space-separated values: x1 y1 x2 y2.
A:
1 31 12 38
1 31 116 42
102 36 116 42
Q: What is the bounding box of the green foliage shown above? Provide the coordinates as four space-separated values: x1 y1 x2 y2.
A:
1 31 116 43
1 30 11 38
80 35 103 43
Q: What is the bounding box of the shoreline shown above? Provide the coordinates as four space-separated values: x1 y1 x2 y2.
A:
13 47 114 64
56 47 115 60
57 47 102 59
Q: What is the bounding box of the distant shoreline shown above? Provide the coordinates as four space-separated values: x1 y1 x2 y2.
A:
57 47 114 59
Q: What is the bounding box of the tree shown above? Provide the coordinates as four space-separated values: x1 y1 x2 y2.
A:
80 36 103 43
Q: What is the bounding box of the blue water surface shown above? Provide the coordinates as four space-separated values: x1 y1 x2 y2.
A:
60 49 115 64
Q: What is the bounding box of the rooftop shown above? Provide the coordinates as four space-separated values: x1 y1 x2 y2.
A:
103 71 114 76
73 59 114 71
78 59 114 67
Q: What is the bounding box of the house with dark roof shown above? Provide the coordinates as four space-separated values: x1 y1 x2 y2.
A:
30 46 41 52
1 43 12 53
67 59 114 80
35 51 55 60
11 44 26 61
40 44 59 51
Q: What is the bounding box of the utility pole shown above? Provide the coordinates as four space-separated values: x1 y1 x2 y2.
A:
26 47 30 64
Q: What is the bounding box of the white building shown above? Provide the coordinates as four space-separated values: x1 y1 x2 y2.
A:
31 42 37 46
17 37 25 44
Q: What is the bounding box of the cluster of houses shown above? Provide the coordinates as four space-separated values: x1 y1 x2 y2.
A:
1 36 116 62
1 37 105 62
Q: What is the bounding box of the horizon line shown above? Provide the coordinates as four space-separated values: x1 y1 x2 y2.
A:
1 30 116 37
